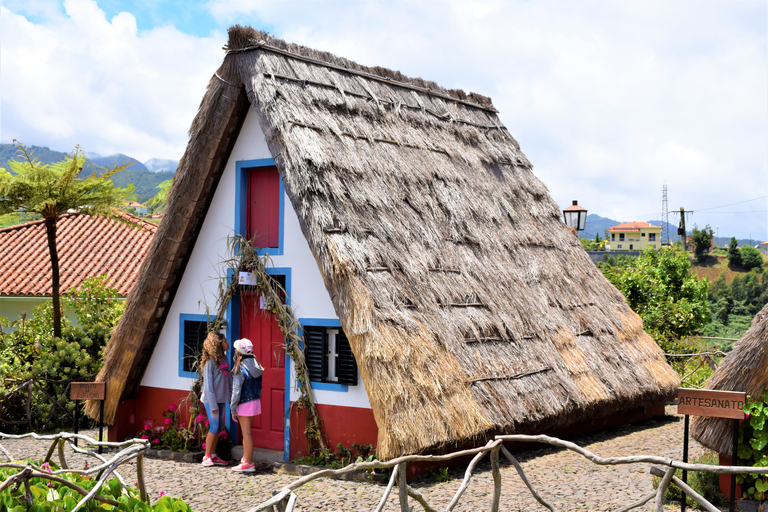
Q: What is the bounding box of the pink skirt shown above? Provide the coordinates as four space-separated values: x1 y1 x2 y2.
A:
237 399 261 416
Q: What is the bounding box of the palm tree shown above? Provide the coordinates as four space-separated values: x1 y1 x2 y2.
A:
0 141 136 338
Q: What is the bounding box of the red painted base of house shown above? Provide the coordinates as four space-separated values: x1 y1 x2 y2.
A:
289 402 378 460
718 454 743 501
108 386 193 442
111 389 665 482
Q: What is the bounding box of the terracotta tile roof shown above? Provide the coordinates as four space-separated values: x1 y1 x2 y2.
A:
609 221 661 232
0 211 157 297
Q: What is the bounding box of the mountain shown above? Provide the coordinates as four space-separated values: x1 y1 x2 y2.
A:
144 158 178 173
89 153 148 172
1 143 171 204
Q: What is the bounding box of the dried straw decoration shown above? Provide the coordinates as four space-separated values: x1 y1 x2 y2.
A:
88 26 678 458
691 303 768 454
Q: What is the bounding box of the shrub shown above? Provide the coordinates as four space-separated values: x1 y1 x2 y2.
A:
0 275 124 432
741 246 765 271
655 451 725 509
0 459 193 511
737 390 768 500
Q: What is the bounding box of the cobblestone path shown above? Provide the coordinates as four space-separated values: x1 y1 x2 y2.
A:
1 407 712 511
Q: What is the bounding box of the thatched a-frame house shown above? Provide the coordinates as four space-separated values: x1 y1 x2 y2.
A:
692 303 768 455
87 26 678 460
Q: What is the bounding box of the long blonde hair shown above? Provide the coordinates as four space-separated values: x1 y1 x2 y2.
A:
199 331 226 374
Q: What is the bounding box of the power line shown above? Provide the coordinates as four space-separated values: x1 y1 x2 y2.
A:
698 210 767 214
694 196 768 212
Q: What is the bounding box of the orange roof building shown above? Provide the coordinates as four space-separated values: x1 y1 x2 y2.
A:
606 222 662 251
0 212 157 324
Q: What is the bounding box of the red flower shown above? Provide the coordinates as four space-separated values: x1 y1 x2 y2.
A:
168 404 177 412
164 417 173 425
152 438 160 444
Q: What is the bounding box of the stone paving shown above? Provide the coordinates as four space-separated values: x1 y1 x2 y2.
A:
1 407 714 512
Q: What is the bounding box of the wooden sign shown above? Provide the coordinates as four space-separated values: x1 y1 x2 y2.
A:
678 388 746 420
71 382 106 401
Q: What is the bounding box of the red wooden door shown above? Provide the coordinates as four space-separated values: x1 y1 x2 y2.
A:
246 166 280 248
240 290 285 450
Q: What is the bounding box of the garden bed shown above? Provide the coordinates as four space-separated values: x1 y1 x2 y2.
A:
144 449 205 463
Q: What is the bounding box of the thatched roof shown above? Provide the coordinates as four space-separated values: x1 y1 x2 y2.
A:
87 26 678 458
691 303 768 454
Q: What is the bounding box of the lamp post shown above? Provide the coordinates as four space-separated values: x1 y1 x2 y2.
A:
563 200 588 233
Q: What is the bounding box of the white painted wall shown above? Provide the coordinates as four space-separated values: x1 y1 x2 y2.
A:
141 109 371 409
0 297 103 332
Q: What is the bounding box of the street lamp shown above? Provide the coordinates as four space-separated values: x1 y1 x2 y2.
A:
563 200 588 232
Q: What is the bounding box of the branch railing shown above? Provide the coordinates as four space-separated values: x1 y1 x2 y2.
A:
248 433 768 512
0 376 95 432
0 431 149 511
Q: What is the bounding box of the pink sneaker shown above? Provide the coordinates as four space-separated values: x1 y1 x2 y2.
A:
211 455 229 466
232 462 255 473
201 455 214 467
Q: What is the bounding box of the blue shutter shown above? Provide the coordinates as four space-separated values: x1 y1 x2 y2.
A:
336 330 358 386
303 326 326 382
183 320 208 373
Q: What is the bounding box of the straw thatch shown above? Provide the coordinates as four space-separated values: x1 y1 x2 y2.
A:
87 26 678 458
691 303 768 454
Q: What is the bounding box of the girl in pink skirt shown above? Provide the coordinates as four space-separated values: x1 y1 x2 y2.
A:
230 338 264 472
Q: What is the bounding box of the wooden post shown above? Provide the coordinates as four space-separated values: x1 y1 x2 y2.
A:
70 382 106 453
731 419 738 512
682 414 689 512
73 400 80 447
491 445 502 512
57 439 68 469
398 463 408 512
136 454 148 503
99 398 104 454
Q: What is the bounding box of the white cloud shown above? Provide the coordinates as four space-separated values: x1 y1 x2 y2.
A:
2 0 766 238
1 0 225 161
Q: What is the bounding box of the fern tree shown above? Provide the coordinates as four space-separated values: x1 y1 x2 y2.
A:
0 141 135 338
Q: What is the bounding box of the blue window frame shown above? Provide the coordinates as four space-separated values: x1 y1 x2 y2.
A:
235 158 285 255
298 318 358 392
178 314 213 378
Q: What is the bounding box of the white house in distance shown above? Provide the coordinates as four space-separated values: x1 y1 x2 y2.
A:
605 222 662 251
89 27 678 462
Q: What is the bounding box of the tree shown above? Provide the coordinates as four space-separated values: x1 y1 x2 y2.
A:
602 246 710 348
740 245 764 271
0 141 135 338
690 224 713 261
728 237 742 267
145 178 173 214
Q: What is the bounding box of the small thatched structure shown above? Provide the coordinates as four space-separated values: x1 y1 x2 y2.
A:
88 26 678 458
692 303 768 454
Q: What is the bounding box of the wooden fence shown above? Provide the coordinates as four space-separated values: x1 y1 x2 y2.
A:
249 434 768 512
0 376 96 432
0 431 149 511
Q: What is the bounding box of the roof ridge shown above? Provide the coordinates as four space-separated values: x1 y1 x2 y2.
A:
225 26 498 113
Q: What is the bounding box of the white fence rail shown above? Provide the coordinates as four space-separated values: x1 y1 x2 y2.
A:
249 434 768 512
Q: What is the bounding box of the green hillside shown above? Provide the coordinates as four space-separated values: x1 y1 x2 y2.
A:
0 143 171 204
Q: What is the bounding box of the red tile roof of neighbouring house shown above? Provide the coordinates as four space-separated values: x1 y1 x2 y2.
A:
0 211 157 297
609 221 661 232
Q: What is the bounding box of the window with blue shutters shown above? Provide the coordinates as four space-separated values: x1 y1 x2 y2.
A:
303 325 358 386
179 315 211 377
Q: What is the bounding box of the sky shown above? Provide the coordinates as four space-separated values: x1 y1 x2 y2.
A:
1 0 767 241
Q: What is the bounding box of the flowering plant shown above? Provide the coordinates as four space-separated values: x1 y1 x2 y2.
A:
134 403 207 452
